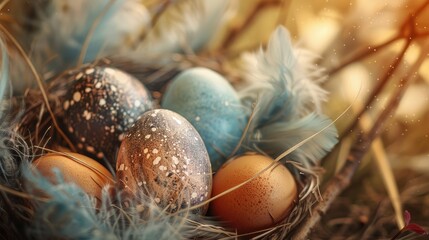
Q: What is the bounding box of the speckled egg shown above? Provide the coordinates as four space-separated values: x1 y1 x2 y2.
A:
210 153 298 233
161 67 247 171
62 66 153 167
116 109 212 215
31 152 114 205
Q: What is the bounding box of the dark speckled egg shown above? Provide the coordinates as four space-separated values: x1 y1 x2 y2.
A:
116 109 212 215
62 66 153 167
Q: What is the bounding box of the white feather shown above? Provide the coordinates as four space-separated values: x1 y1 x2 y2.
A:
250 113 338 167
128 0 231 62
237 26 338 165
238 26 328 122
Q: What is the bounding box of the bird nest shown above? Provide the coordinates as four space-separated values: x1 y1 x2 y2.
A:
0 1 342 239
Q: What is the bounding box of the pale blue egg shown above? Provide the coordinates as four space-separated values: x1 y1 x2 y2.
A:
162 67 247 171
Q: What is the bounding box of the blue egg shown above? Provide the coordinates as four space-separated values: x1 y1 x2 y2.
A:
162 67 247 171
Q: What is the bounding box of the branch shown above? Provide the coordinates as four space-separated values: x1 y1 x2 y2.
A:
328 0 429 76
340 38 411 139
220 0 282 49
291 47 428 240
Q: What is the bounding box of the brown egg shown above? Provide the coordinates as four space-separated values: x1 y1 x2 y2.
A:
210 153 298 234
116 109 212 215
32 152 114 203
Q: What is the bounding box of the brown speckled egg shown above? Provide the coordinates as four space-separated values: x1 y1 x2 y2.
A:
32 152 114 204
210 153 298 234
116 109 212 215
62 66 153 167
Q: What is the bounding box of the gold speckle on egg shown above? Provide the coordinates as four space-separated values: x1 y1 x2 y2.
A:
85 68 95 74
153 157 161 165
63 100 70 110
116 109 212 215
73 91 81 102
75 72 84 80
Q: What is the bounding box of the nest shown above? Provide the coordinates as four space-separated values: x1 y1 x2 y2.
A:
0 1 341 239
0 57 323 239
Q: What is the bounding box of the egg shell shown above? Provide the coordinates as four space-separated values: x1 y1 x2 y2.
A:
31 152 114 203
62 66 153 167
161 67 247 171
116 109 212 215
210 153 298 234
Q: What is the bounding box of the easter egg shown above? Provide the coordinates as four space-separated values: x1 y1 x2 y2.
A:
161 67 247 171
62 66 153 167
210 153 297 233
116 109 212 215
31 152 114 203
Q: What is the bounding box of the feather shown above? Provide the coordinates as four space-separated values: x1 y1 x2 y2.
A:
128 0 232 62
23 165 192 240
239 26 328 125
250 113 338 167
0 38 10 101
238 26 337 164
30 0 151 75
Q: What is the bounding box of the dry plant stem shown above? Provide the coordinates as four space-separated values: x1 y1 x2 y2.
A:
221 0 282 49
0 24 76 152
328 35 401 76
328 0 429 76
77 0 115 66
291 55 423 240
340 39 411 139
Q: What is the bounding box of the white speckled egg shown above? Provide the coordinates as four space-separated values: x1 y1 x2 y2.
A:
161 67 247 171
116 109 212 215
62 66 153 167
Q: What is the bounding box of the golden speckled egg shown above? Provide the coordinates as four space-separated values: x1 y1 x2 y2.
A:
32 152 114 202
210 153 297 233
116 109 212 215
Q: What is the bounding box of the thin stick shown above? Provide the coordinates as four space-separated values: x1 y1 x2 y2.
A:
340 38 411 138
328 0 429 76
77 0 116 66
0 24 76 152
290 49 427 240
328 35 401 76
220 0 282 49
0 0 10 11
132 0 172 48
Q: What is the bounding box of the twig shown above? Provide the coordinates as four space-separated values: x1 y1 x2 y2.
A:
0 24 76 152
220 0 282 50
328 35 401 76
291 47 427 240
136 0 172 44
328 0 429 76
340 38 411 138
77 0 116 66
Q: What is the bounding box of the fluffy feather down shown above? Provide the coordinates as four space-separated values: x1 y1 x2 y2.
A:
30 0 150 75
128 0 232 62
239 26 338 165
239 26 328 122
23 167 189 239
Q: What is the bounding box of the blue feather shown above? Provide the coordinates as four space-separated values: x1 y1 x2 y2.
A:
23 165 192 239
0 38 9 102
31 0 150 74
250 113 338 166
238 26 337 164
239 26 328 124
